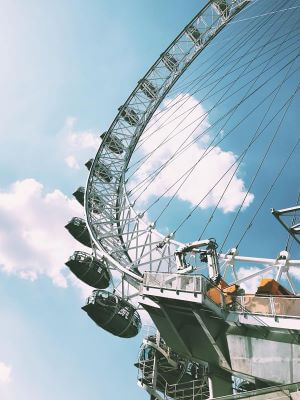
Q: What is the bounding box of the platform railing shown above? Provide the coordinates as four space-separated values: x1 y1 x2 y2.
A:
166 378 209 400
143 272 228 308
143 272 300 320
138 357 209 400
144 272 205 293
234 295 300 318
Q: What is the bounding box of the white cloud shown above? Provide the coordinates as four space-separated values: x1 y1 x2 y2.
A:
0 362 11 384
236 265 300 294
64 155 80 170
237 267 264 293
62 117 101 151
69 274 93 300
67 130 100 150
58 116 101 172
0 179 86 289
130 94 254 213
289 267 300 281
237 266 277 293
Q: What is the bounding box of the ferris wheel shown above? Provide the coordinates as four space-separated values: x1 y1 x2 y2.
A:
65 0 300 340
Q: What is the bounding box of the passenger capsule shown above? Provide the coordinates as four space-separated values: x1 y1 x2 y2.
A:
139 79 157 100
85 158 94 171
82 290 141 338
73 186 85 206
65 217 92 248
213 0 229 20
118 106 139 126
186 26 202 46
72 186 104 214
85 158 113 183
65 251 110 289
162 53 178 72
100 132 124 154
88 191 104 214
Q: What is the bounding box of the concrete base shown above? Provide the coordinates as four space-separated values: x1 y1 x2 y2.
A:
227 333 300 384
237 391 290 400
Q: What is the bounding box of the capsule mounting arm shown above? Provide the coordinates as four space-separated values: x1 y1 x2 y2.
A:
175 239 220 281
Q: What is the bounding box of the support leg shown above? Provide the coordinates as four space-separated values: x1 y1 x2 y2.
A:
208 373 232 398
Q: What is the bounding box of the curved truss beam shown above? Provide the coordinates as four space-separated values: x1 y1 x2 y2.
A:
85 0 251 284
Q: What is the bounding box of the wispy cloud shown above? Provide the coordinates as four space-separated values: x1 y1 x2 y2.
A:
0 362 11 384
64 155 80 170
60 117 101 170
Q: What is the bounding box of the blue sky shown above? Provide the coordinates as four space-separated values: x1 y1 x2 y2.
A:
0 2 203 399
0 1 299 399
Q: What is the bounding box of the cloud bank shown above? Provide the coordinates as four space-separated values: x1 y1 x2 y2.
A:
0 179 85 288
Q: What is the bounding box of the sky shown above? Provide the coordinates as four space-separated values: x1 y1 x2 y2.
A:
0 1 299 399
0 1 203 399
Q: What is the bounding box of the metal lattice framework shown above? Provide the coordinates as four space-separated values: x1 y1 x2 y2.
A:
85 0 251 292
77 2 300 397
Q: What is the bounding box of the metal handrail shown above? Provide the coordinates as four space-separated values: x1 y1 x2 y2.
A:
143 272 300 320
137 356 209 400
143 272 227 307
233 294 300 319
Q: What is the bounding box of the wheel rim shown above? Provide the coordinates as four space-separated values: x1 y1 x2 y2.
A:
85 1 252 289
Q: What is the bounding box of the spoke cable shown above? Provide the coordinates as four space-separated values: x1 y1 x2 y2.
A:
151 11 299 226
134 0 287 154
200 14 300 241
171 81 300 237
220 71 300 252
127 13 298 186
128 55 300 204
236 133 300 249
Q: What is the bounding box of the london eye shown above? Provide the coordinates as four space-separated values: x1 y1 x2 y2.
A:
65 1 300 399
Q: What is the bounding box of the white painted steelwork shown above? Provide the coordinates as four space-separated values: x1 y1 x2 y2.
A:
137 331 209 400
219 251 300 294
143 271 300 327
84 0 251 294
272 205 300 245
79 0 300 393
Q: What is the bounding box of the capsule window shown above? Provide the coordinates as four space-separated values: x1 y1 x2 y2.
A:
118 106 139 126
100 132 124 154
95 162 113 183
140 79 157 100
186 26 202 45
213 0 229 19
162 53 178 72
